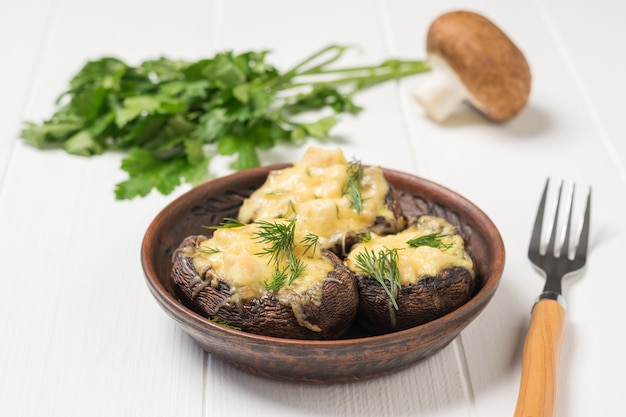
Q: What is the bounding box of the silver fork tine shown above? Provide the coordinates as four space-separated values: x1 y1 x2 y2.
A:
571 188 591 269
561 183 575 259
545 180 563 257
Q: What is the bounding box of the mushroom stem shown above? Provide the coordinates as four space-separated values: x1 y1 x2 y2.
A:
412 57 468 122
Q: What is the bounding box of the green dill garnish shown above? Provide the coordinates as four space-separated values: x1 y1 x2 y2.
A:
197 247 221 255
361 230 372 243
342 159 364 213
287 257 306 285
284 200 297 217
203 217 245 230
301 232 320 257
210 317 241 330
263 267 289 291
353 247 401 309
254 219 297 264
406 233 454 251
253 218 309 290
265 189 289 197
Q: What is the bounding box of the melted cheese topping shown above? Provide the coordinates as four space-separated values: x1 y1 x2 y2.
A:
345 215 474 285
184 147 475 332
238 147 394 250
191 222 334 307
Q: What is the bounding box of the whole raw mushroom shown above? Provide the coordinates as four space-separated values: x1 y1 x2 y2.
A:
413 10 531 122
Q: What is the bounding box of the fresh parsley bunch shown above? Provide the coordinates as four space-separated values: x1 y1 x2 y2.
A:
20 45 427 200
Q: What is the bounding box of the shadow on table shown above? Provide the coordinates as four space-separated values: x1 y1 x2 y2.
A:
436 102 553 139
202 280 532 416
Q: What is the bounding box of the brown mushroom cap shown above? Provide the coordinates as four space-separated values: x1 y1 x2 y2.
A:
355 266 477 333
426 10 531 122
171 237 359 340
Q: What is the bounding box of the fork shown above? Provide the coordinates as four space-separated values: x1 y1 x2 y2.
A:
513 179 591 417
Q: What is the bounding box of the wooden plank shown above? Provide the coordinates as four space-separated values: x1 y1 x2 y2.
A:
385 1 626 416
203 341 475 417
528 3 626 415
0 0 218 415
2 1 624 416
200 1 471 416
0 0 55 184
539 0 626 179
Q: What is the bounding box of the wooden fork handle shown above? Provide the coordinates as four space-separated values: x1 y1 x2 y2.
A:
514 298 566 417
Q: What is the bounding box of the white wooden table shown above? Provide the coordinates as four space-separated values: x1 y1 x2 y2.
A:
2 1 625 416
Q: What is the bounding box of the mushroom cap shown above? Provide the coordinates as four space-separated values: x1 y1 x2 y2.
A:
427 10 531 122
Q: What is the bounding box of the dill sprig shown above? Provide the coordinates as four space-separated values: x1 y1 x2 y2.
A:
406 232 454 251
287 256 306 285
353 247 401 310
197 247 221 255
254 219 298 265
301 232 320 257
253 218 318 290
265 189 289 197
342 159 364 213
210 317 241 330
282 200 297 218
263 267 289 291
203 217 245 230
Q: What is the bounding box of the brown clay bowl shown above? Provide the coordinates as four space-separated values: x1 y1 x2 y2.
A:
141 164 505 383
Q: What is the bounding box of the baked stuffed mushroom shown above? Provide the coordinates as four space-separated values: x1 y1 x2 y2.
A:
170 147 478 339
345 215 477 333
238 147 406 255
171 219 359 339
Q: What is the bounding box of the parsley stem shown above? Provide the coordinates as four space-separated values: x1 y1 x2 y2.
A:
275 44 429 92
311 59 428 75
281 45 349 79
288 63 430 91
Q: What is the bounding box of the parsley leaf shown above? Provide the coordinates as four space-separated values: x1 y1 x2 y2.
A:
115 148 210 199
21 45 428 200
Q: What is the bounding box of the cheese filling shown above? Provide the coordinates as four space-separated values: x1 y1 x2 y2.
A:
238 147 396 250
345 215 474 285
185 147 420 332
190 222 335 331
